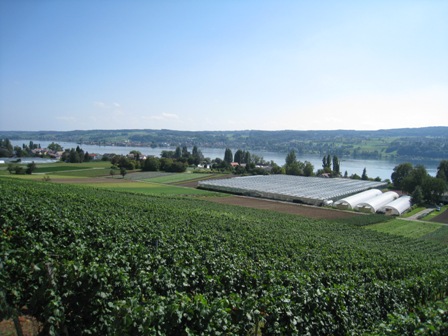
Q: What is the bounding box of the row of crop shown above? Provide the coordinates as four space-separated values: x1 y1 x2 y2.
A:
1 178 448 334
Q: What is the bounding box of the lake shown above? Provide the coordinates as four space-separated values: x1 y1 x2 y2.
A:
9 140 440 181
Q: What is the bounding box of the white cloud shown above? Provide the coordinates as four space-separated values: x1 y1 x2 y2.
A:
93 101 122 109
93 101 107 109
143 113 180 121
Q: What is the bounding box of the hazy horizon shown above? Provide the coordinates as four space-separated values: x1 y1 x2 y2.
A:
1 1 447 132
1 125 447 133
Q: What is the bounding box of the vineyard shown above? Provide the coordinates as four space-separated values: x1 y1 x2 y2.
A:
1 178 448 335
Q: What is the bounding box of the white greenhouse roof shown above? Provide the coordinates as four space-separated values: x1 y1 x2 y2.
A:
199 175 387 206
333 189 383 210
355 191 399 213
378 196 412 216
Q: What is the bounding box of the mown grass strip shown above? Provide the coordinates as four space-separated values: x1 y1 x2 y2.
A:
420 226 448 245
366 218 442 239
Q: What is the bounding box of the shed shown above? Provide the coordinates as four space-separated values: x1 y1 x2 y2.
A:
333 189 382 210
378 196 412 216
355 191 399 213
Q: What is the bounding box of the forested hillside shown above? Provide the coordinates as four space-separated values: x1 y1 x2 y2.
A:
1 127 447 160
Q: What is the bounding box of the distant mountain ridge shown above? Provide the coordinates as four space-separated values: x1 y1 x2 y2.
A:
1 126 447 160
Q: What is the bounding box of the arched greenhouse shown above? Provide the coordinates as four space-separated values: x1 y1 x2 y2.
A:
333 189 382 210
378 196 412 216
355 191 399 213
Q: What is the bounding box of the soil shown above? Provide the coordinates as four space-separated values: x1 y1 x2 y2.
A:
430 210 448 224
206 195 360 220
0 316 41 336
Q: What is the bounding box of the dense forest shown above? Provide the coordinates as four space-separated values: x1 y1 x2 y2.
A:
1 127 447 160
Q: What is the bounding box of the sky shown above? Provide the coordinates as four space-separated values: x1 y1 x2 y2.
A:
0 0 447 132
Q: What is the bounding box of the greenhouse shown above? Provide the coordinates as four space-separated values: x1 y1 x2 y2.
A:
355 191 399 213
378 196 412 216
198 175 387 206
333 189 383 210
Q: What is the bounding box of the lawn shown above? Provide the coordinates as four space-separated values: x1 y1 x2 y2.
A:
366 218 442 239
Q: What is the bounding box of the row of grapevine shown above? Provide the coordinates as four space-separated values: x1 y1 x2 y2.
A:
1 178 447 335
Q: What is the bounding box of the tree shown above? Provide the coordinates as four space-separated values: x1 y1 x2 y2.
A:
120 167 127 178
285 150 297 166
13 146 26 157
129 150 142 161
361 168 368 180
244 151 251 164
26 161 36 175
391 163 413 189
143 157 160 171
270 162 284 174
174 147 182 159
191 146 203 165
402 165 429 194
285 162 303 176
411 185 424 205
84 152 91 162
303 161 314 177
436 160 448 182
7 163 16 174
0 138 13 157
161 150 175 159
332 155 340 176
224 148 233 164
234 150 244 164
422 177 447 204
48 142 63 151
181 146 190 159
69 149 81 163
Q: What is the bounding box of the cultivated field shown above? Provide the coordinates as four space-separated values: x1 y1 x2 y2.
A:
2 177 448 334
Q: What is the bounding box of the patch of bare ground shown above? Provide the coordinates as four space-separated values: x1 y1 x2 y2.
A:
431 210 448 224
0 316 41 336
206 195 360 220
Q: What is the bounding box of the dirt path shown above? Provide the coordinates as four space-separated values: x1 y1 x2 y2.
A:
206 195 360 220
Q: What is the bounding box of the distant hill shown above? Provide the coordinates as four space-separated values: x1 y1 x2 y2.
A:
1 127 447 160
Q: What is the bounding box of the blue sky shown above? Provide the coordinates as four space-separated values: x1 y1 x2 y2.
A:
1 0 447 131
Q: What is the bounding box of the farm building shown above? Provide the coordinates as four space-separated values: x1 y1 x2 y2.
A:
333 189 382 210
378 196 412 216
355 191 399 213
198 175 387 206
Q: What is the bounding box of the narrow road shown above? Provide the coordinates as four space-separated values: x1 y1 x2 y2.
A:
403 209 434 221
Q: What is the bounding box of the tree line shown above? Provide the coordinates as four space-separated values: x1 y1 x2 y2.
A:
391 160 448 205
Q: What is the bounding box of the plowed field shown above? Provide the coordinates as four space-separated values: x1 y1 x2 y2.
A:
206 195 360 219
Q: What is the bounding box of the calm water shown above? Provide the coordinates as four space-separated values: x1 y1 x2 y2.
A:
9 140 439 181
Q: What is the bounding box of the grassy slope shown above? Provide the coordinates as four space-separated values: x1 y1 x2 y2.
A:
366 219 441 238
